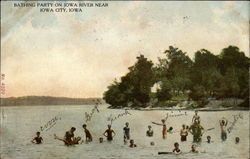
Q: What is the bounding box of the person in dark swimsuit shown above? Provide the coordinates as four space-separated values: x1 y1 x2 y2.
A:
123 122 130 143
82 124 92 142
172 142 181 154
180 124 188 142
146 125 154 137
32 132 43 144
103 125 116 141
64 127 76 145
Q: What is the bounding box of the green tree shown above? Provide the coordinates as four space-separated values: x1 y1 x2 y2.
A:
219 46 249 74
155 79 172 101
189 85 207 105
103 55 155 108
219 46 249 98
163 46 193 95
191 49 222 96
103 80 127 107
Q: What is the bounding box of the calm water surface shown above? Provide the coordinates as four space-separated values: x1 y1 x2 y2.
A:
0 105 249 159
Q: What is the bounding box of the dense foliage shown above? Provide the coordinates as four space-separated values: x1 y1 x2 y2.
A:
103 46 249 108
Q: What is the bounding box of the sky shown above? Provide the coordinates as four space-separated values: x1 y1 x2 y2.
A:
1 1 249 98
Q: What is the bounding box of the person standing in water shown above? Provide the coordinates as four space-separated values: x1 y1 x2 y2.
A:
189 119 204 143
146 125 154 137
123 122 130 143
162 119 167 139
219 119 228 141
180 124 188 142
32 132 43 144
192 111 200 124
103 125 116 141
82 124 93 142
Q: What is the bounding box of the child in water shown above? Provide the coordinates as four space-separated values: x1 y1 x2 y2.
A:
103 125 116 141
123 122 130 143
168 127 173 133
129 139 137 148
172 142 181 154
32 132 43 144
162 120 167 139
190 144 198 153
146 125 154 137
235 137 240 144
180 124 188 142
192 111 200 124
99 137 103 143
207 136 212 143
219 119 228 141
82 124 93 142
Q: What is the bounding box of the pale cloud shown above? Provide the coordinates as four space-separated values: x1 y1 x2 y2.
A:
1 1 249 98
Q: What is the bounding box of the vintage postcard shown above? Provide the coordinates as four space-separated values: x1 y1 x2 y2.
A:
0 1 249 159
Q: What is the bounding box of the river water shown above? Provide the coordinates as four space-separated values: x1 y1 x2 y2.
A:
0 105 249 159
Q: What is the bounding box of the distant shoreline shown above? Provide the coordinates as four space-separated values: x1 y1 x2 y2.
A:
0 96 103 106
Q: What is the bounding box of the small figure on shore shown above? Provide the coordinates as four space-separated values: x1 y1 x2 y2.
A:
235 137 240 144
146 125 154 137
180 124 188 142
172 142 181 154
219 118 228 141
189 119 204 143
103 125 116 141
123 122 130 143
206 136 212 143
32 132 43 144
99 137 103 143
192 111 200 124
190 144 198 153
129 139 137 148
82 124 93 142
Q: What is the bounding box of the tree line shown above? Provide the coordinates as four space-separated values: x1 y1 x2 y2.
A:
103 46 249 108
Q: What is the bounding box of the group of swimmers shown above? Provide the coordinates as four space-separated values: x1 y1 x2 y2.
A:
32 110 241 153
